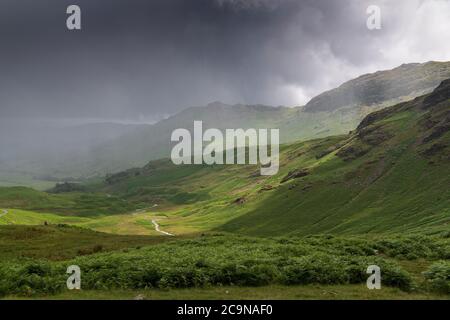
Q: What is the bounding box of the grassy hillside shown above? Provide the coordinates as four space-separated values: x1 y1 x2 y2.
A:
3 79 447 237
57 62 450 178
5 62 449 183
220 80 450 236
62 80 445 237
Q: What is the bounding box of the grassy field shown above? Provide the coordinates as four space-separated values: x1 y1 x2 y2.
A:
0 187 141 217
0 225 178 261
0 209 89 226
0 208 171 236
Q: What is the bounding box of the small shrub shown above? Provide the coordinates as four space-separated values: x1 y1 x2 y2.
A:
381 266 413 291
423 261 450 294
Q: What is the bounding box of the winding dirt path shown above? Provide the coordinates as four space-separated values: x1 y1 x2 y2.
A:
151 219 174 236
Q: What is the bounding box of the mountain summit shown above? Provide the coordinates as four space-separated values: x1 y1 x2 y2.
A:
304 61 450 113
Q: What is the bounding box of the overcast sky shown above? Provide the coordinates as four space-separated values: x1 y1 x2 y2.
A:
1 0 450 121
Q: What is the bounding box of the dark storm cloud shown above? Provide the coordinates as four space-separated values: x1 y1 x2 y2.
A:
0 0 448 120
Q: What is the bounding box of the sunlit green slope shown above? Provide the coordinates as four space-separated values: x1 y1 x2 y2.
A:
1 80 449 237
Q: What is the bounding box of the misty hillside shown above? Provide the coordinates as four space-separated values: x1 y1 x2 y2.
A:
1 62 450 185
0 121 145 161
0 121 146 189
59 103 297 175
46 78 447 236
52 61 450 178
113 78 449 236
0 79 448 237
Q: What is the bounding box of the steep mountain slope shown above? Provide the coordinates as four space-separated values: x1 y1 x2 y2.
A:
78 62 450 176
7 62 450 182
220 79 450 236
3 80 448 236
39 78 446 237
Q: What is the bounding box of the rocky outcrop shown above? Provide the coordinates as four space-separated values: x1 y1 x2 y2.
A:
423 79 450 108
281 169 309 183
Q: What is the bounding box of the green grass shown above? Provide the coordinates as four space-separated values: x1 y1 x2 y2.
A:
0 227 448 297
0 209 89 226
49 89 444 238
4 284 448 300
0 85 448 300
0 225 175 261
0 208 179 236
0 187 140 217
218 99 450 236
2 89 448 238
